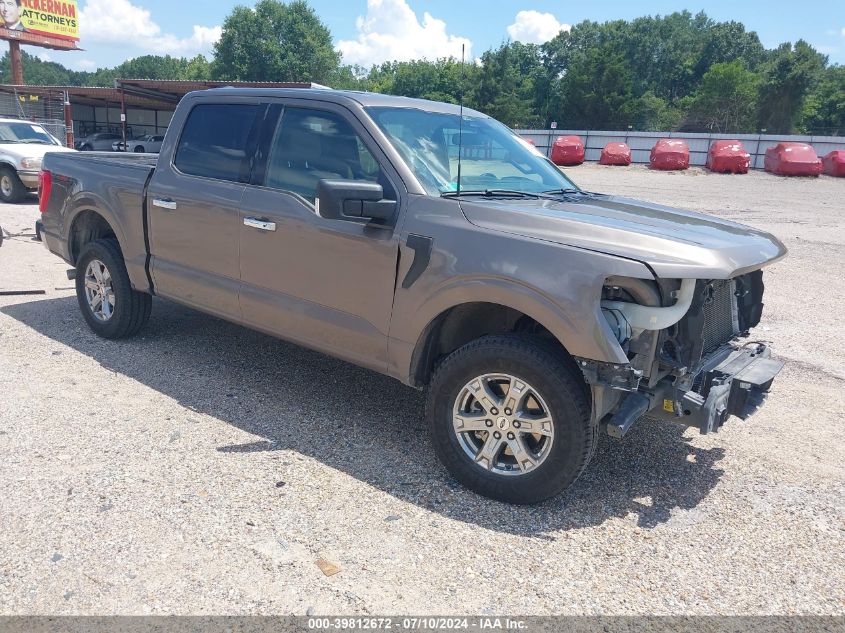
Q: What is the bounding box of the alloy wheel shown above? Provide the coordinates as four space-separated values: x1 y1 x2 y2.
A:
83 259 115 322
452 373 555 475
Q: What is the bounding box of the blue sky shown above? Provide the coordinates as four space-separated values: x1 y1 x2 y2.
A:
34 0 845 72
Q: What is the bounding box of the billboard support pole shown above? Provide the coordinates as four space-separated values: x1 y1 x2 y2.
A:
9 41 23 85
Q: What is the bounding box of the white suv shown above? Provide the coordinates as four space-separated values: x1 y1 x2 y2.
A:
0 118 75 203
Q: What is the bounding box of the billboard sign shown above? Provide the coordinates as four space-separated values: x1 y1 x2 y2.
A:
0 0 79 42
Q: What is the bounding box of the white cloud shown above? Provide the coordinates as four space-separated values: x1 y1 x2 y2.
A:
78 0 221 56
506 10 570 44
337 0 472 67
37 51 52 62
841 27 845 37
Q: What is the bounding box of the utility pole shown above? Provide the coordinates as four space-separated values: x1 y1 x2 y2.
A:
64 91 74 148
9 41 23 84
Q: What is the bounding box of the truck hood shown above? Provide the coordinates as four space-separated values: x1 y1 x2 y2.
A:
459 194 787 279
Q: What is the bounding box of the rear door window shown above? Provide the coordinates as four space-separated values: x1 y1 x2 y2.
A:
174 103 261 183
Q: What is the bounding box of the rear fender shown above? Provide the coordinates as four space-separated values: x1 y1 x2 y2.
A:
64 193 149 292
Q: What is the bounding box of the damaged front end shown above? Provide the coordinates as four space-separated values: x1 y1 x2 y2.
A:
579 271 783 438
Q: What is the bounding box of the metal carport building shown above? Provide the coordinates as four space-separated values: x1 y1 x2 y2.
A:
0 79 319 148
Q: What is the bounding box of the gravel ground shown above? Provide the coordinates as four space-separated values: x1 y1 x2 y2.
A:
0 165 843 615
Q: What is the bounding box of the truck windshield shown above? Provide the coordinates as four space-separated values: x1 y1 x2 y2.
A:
0 121 59 145
366 106 577 197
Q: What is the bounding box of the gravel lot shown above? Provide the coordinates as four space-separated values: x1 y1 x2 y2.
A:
0 165 843 615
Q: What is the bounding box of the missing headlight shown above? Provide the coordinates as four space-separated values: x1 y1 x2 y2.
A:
602 307 632 344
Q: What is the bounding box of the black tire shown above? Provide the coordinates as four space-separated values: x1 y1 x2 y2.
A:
75 238 152 339
80 144 92 151
0 166 27 203
134 145 145 153
426 334 593 504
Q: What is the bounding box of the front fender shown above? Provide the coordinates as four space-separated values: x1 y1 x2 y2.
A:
388 242 654 384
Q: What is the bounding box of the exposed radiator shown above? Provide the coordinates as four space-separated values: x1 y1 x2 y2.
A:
701 279 740 354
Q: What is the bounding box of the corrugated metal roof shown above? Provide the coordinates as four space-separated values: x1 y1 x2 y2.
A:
0 79 320 109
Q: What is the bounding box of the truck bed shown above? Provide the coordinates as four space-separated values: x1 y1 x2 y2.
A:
66 151 159 168
40 150 157 293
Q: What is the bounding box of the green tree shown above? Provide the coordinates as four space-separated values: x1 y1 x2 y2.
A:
185 55 212 80
552 48 636 129
757 40 826 133
801 65 845 134
329 64 368 90
539 11 772 128
631 91 686 131
0 9 836 136
212 0 340 82
694 21 765 78
687 61 759 132
114 55 189 79
0 50 78 85
474 42 542 126
362 57 477 106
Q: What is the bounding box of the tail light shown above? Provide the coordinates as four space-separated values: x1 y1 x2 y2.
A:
38 170 52 214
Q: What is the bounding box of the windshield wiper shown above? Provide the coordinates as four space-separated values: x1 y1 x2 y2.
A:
441 189 567 201
542 188 583 195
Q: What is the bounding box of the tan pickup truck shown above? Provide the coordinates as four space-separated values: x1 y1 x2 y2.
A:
35 88 787 503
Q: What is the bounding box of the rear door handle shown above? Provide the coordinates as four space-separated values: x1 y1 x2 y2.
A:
152 198 177 210
243 217 276 232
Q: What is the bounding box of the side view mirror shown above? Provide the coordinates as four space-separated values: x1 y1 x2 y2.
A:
316 179 396 226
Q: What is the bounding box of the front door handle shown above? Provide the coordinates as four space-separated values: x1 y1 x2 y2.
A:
152 198 177 210
243 217 276 231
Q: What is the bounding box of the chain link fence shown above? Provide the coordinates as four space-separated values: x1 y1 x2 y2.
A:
0 87 68 146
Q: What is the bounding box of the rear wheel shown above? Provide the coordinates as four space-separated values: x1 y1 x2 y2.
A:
426 334 593 504
134 145 145 153
0 166 26 203
75 238 151 339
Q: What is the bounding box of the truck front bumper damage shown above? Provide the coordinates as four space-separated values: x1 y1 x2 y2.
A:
661 342 783 435
580 343 783 438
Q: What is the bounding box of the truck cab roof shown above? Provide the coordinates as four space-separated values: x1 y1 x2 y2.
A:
197 87 488 118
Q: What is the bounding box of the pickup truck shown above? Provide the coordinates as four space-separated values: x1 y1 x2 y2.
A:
35 88 787 504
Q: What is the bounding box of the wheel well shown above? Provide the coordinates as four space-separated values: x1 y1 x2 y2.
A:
69 210 118 264
410 302 572 388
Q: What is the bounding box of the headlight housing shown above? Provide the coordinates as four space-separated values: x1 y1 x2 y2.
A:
20 157 42 170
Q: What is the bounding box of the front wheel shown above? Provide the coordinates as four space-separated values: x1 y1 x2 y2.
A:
426 334 593 504
75 238 151 339
0 167 26 203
